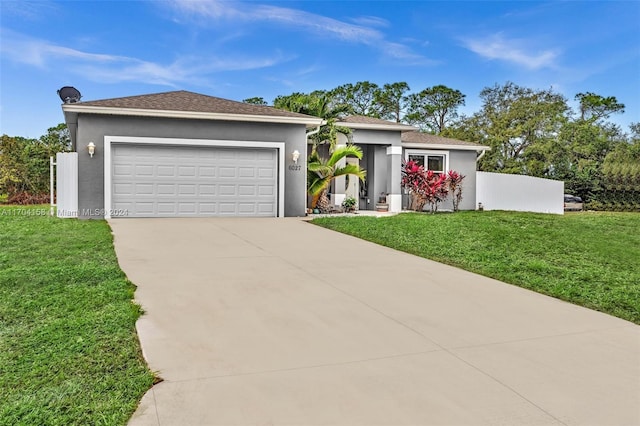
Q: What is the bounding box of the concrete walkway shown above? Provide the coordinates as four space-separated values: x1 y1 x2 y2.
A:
109 218 640 426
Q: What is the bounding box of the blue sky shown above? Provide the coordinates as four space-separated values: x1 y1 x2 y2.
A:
1 0 638 138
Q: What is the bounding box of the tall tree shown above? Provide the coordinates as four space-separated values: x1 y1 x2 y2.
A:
273 92 315 113
0 124 71 200
242 97 267 105
629 122 640 142
330 81 381 117
375 82 410 123
40 123 71 153
476 82 568 174
575 92 625 122
555 120 627 199
274 91 350 152
405 85 466 133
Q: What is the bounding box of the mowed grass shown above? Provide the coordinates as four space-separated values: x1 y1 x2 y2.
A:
313 211 640 324
0 206 154 425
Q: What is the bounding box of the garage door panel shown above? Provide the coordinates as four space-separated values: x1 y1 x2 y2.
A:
135 165 154 176
199 203 216 214
219 167 237 178
178 166 196 177
258 168 274 178
157 166 176 177
238 167 255 178
219 203 237 214
258 203 275 213
114 164 133 176
157 184 177 195
114 183 134 196
136 202 156 215
178 184 197 195
198 166 216 177
237 150 257 161
198 185 216 195
238 185 256 196
258 185 275 196
112 144 277 217
135 183 154 195
217 150 234 160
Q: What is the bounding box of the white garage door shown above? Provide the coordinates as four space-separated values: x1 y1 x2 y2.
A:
111 144 278 217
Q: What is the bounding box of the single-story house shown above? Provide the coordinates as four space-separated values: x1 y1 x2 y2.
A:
61 90 323 218
60 90 489 218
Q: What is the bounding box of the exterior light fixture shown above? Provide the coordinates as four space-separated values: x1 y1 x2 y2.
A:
292 149 300 164
87 142 96 158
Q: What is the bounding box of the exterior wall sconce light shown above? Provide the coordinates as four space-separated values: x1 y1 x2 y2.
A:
87 142 96 158
292 149 300 164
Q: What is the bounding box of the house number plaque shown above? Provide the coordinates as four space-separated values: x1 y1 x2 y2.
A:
288 164 302 171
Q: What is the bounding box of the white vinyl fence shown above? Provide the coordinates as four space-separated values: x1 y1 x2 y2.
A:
476 172 564 214
54 152 78 218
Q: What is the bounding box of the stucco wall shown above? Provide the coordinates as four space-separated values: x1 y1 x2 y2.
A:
400 149 478 211
449 150 478 211
75 114 308 218
351 129 402 146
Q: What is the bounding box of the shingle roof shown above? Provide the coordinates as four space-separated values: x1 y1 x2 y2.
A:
75 90 320 120
338 115 417 130
401 131 487 148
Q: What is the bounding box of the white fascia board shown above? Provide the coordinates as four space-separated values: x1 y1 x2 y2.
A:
62 104 324 127
337 122 417 131
402 142 491 151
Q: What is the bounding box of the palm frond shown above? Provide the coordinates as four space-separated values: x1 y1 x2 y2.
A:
334 163 366 181
326 145 363 167
307 175 332 197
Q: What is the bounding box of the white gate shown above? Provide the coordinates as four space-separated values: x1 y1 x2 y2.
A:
54 152 78 218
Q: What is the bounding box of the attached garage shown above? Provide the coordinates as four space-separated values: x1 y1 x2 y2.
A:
110 143 278 218
60 91 323 219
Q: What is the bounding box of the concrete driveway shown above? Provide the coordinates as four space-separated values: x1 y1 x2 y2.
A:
109 217 640 426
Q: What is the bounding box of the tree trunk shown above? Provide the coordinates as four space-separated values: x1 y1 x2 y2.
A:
317 188 331 213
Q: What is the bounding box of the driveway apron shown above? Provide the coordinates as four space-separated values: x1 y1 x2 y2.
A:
108 217 640 426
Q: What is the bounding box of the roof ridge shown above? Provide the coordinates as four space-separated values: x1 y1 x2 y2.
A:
71 90 322 121
401 130 485 147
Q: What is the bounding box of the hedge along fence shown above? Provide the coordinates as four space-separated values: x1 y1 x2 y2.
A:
588 161 640 212
1 125 71 204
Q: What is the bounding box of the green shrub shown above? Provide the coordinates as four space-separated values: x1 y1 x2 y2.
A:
0 124 70 204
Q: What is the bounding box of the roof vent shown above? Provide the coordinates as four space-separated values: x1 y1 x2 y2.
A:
57 86 82 104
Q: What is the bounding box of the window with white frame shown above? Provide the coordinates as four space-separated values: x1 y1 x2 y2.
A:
406 150 449 174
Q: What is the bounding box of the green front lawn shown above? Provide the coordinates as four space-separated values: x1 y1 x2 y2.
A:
313 211 640 324
0 206 154 425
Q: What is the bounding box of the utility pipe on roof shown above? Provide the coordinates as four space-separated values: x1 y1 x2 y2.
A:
476 149 487 163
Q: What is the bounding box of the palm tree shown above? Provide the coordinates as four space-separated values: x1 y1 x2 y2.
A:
308 145 366 212
274 92 352 153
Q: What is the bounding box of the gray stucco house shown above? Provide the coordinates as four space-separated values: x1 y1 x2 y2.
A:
60 90 488 218
61 91 322 218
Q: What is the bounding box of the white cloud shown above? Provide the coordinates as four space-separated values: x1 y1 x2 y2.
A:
350 16 390 28
0 29 289 86
0 0 58 20
462 33 560 69
168 0 426 62
0 29 124 67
